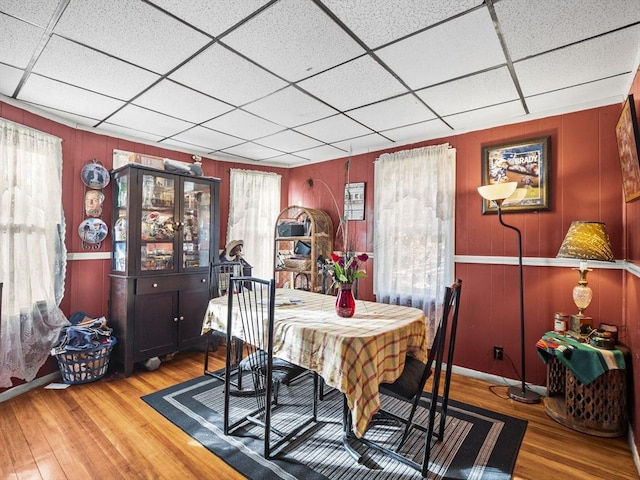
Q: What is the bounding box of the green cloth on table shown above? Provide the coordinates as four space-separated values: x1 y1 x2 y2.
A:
537 331 625 385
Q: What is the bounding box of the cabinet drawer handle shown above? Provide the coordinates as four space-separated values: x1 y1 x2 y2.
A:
152 283 158 288
179 316 184 321
173 317 178 322
201 278 207 283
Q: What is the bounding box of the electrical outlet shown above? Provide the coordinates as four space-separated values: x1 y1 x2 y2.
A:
493 346 504 360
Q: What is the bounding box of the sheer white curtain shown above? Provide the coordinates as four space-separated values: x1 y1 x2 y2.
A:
0 118 69 387
227 169 281 279
374 144 456 345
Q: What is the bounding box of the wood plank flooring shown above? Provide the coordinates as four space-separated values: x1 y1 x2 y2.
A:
1 349 638 479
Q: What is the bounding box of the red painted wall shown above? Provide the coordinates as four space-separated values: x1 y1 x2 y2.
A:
2 85 638 456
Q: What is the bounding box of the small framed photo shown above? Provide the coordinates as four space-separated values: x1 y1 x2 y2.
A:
481 136 550 213
615 94 640 202
344 182 365 221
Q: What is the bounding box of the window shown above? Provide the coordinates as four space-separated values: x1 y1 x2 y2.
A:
373 144 455 344
227 169 281 278
0 118 68 387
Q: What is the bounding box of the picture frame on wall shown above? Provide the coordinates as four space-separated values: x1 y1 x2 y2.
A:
344 182 365 221
615 94 640 203
481 136 550 214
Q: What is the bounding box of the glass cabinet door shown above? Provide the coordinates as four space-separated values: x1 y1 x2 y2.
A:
112 174 128 272
182 180 211 269
140 172 176 272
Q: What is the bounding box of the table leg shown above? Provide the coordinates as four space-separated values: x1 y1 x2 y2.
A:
342 394 363 463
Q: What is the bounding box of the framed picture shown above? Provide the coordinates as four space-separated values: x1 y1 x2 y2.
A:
344 182 365 220
615 94 640 202
481 136 550 213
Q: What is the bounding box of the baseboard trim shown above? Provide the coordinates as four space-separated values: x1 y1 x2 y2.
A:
0 371 61 403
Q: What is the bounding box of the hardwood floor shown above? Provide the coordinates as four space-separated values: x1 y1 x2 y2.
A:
1 349 638 479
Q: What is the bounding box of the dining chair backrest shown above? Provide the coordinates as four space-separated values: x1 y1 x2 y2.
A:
222 276 317 458
364 278 463 477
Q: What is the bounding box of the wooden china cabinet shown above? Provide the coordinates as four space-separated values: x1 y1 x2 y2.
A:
109 164 220 376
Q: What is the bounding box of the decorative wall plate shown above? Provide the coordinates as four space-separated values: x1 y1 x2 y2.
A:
81 163 110 189
78 218 108 244
84 189 105 217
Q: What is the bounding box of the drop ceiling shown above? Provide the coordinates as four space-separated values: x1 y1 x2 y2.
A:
1 0 639 167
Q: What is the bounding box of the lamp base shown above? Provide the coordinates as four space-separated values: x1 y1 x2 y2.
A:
508 385 541 404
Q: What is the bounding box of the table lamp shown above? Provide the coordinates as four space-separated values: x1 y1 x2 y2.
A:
556 221 615 335
477 182 540 404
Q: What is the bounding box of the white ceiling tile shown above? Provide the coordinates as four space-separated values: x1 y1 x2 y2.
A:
106 105 194 139
23 103 100 128
495 0 640 60
159 138 213 154
223 0 364 82
526 76 631 115
133 80 233 124
377 7 505 89
331 133 395 156
266 153 310 166
18 74 124 119
299 55 407 111
295 144 348 162
100 123 165 142
221 142 284 160
294 114 372 143
257 129 323 152
33 36 160 100
242 86 336 128
323 0 482 49
515 27 640 97
0 63 23 96
0 14 44 68
347 93 436 131
202 109 283 140
1 0 60 27
381 118 453 144
417 67 519 116
169 44 287 106
150 0 269 37
444 101 525 130
53 0 210 73
170 125 243 151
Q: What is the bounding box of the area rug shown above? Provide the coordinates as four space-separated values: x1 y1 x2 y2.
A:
142 374 527 479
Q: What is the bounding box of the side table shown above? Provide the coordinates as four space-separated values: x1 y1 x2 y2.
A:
543 345 628 437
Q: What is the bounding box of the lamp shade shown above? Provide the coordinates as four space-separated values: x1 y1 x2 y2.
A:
557 221 615 262
477 182 517 201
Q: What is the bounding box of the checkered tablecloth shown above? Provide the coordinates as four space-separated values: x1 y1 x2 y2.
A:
202 288 428 438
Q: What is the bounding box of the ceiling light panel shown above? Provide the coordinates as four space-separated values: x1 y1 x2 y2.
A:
299 55 407 111
169 43 287 106
0 14 44 69
222 0 364 82
377 7 505 90
323 0 482 50
52 0 211 74
133 79 233 124
417 67 519 116
347 93 436 132
33 36 160 100
202 109 283 140
18 74 125 120
495 0 640 61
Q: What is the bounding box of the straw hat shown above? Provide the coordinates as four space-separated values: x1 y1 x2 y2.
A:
224 239 244 261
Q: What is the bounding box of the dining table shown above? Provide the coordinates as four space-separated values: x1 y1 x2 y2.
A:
201 288 428 442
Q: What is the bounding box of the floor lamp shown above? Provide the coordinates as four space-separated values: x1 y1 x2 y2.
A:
477 182 541 404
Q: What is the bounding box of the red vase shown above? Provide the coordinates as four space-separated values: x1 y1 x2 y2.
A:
336 283 356 318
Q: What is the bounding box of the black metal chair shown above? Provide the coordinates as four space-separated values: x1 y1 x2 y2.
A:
204 261 243 382
355 279 462 477
223 277 318 458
